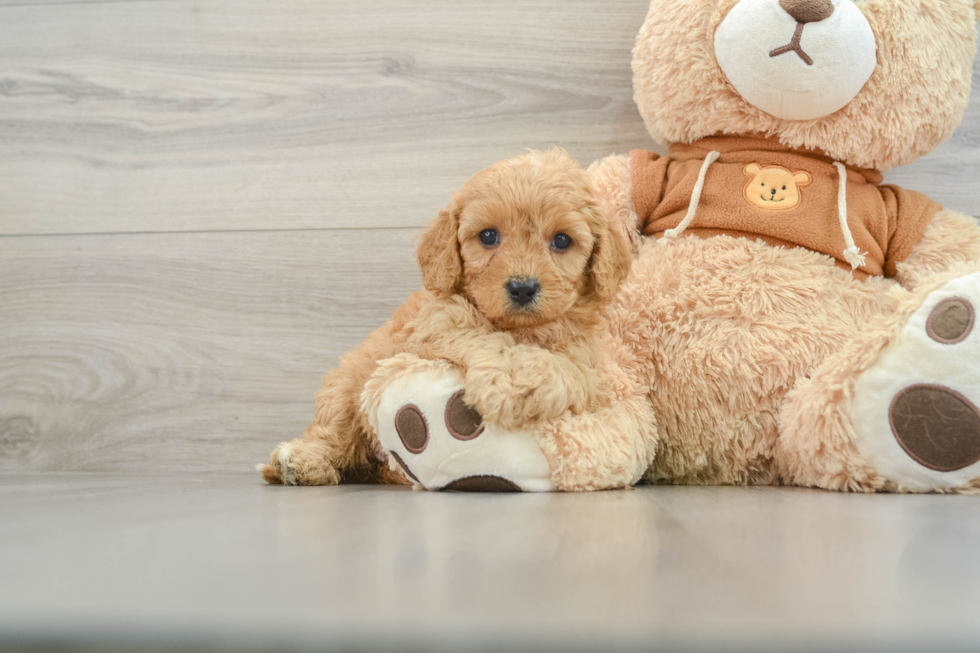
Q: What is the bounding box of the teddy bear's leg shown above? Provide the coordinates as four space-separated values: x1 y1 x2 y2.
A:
777 345 894 493
535 393 658 492
362 354 557 492
778 265 980 492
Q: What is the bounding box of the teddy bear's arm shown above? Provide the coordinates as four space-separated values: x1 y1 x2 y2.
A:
588 153 644 254
877 184 944 277
536 389 657 491
893 208 980 290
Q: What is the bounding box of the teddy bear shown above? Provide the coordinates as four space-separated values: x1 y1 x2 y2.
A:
356 0 980 493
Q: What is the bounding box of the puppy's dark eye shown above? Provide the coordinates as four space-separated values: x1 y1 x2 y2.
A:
552 233 572 251
479 229 499 247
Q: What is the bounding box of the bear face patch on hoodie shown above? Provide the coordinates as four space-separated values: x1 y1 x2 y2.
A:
630 135 941 279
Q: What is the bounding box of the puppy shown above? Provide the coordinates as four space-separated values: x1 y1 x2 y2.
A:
260 149 632 486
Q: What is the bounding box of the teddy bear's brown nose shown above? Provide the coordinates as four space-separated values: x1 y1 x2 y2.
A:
779 0 834 23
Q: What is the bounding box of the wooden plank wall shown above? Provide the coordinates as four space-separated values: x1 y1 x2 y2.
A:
1 0 978 473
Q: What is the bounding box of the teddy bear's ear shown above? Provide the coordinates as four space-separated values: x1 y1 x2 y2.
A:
793 171 813 187
743 163 762 177
416 194 464 298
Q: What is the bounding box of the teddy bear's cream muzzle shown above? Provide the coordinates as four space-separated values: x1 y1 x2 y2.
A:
714 0 877 121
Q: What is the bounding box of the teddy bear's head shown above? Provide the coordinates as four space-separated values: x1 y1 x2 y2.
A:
633 0 979 171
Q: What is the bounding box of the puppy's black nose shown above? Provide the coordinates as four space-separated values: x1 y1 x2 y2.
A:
506 277 540 307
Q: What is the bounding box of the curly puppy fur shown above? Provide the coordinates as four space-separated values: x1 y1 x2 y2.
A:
260 149 632 486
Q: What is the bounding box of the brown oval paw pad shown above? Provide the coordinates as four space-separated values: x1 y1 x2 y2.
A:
444 390 484 441
889 385 980 472
927 297 975 344
442 475 522 492
395 404 429 453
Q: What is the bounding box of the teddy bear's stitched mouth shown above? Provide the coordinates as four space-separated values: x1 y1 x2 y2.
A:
760 196 786 203
769 23 813 66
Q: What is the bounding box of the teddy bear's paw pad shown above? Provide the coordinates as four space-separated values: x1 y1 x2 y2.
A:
853 272 980 490
375 368 556 492
444 391 484 440
889 385 980 472
926 297 974 344
442 476 522 492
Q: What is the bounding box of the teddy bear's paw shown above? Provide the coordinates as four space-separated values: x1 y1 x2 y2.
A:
853 271 980 491
374 366 556 492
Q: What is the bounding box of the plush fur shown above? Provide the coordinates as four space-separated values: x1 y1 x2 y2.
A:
633 0 978 171
566 0 980 492
584 153 980 492
260 150 635 486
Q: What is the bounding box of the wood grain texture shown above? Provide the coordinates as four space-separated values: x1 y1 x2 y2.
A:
0 229 421 472
1 0 977 239
0 0 652 236
0 0 978 473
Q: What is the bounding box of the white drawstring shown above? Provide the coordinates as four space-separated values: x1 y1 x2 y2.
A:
661 150 721 243
834 162 866 270
663 154 866 273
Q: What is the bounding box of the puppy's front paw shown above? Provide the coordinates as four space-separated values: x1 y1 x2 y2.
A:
258 440 341 486
466 349 581 429
510 350 586 421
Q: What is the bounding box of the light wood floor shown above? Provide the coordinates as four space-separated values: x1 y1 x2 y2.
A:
4 474 980 653
1 0 978 474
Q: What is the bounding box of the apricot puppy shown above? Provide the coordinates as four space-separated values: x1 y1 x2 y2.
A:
260 149 632 486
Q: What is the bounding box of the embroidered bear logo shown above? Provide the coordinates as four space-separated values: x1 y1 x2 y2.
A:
743 163 812 211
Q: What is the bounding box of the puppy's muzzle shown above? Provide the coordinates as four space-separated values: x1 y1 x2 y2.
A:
505 277 540 308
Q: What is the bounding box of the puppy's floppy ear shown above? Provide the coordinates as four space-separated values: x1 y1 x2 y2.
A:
417 194 464 297
583 204 632 307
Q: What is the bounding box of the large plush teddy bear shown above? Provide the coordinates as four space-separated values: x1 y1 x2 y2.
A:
357 0 980 493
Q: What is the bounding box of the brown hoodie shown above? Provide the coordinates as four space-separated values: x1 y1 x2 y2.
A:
630 135 941 279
